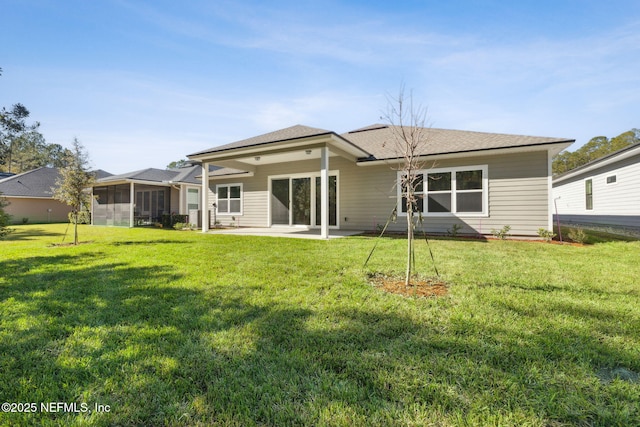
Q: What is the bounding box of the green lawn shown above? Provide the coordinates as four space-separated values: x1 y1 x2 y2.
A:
1 224 639 426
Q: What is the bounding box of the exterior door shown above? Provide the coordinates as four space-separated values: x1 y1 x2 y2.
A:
271 179 290 225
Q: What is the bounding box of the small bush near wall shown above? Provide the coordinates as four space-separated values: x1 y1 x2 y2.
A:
537 228 556 242
491 225 511 240
162 213 188 229
567 227 587 244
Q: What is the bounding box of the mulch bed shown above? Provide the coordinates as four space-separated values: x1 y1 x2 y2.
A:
369 274 448 298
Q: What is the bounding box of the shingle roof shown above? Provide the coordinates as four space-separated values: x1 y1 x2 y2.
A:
0 167 61 198
188 123 573 162
0 167 115 197
94 169 113 179
343 125 573 159
95 164 203 185
189 125 333 157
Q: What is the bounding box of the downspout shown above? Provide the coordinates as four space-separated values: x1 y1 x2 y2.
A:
554 196 562 243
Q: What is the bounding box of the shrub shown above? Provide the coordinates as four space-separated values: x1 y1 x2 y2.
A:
447 223 463 237
567 227 587 244
491 225 511 240
22 217 29 224
537 228 556 242
0 193 12 239
162 213 188 228
173 222 185 230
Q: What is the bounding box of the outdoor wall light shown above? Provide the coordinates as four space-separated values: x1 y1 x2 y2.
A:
254 156 260 161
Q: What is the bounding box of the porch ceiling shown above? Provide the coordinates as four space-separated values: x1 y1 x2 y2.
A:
218 145 343 167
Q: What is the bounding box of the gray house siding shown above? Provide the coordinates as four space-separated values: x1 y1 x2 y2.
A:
552 151 640 229
207 150 551 236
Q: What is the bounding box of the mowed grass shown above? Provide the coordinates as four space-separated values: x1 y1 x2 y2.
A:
1 224 639 426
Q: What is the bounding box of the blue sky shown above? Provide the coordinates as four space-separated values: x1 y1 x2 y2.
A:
2 0 639 174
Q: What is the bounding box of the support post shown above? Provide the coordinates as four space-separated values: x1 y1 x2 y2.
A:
201 162 209 232
320 146 329 239
129 182 135 228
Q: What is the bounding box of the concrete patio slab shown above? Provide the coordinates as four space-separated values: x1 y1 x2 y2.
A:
208 227 363 239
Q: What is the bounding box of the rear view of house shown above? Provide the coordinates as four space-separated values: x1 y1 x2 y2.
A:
552 142 640 230
188 124 573 238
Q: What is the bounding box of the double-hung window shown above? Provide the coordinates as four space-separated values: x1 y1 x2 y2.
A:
216 184 242 215
398 165 487 216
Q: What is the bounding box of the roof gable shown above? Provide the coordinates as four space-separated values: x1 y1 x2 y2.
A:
95 164 203 185
189 125 333 157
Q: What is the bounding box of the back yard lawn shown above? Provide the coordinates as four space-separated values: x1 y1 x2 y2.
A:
1 224 639 426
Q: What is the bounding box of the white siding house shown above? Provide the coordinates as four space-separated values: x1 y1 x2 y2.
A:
188 124 573 238
552 143 640 229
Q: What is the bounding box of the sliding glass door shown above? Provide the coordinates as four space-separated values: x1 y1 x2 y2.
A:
270 175 337 227
292 177 311 225
271 179 290 225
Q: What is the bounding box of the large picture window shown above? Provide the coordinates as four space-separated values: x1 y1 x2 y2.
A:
216 184 242 215
398 166 487 216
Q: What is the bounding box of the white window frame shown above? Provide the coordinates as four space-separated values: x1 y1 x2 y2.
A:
186 187 200 211
267 171 340 228
216 183 243 215
585 178 593 211
397 165 488 217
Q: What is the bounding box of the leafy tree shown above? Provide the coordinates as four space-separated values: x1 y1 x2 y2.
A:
45 144 74 168
382 87 430 286
167 159 188 169
553 129 639 175
0 192 12 239
0 103 41 172
53 138 95 245
0 67 58 173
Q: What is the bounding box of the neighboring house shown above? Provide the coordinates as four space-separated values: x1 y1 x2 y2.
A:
90 163 210 227
0 167 112 224
186 124 573 238
552 142 640 229
0 167 69 223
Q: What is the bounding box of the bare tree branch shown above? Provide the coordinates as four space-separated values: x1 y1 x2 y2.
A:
381 86 431 286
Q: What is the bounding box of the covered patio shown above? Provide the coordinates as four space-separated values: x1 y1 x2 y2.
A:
188 125 371 239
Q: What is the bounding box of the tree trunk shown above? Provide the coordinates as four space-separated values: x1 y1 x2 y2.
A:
405 208 412 286
74 211 78 245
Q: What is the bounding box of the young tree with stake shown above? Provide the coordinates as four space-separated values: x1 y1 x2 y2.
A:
53 138 95 245
382 88 430 286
